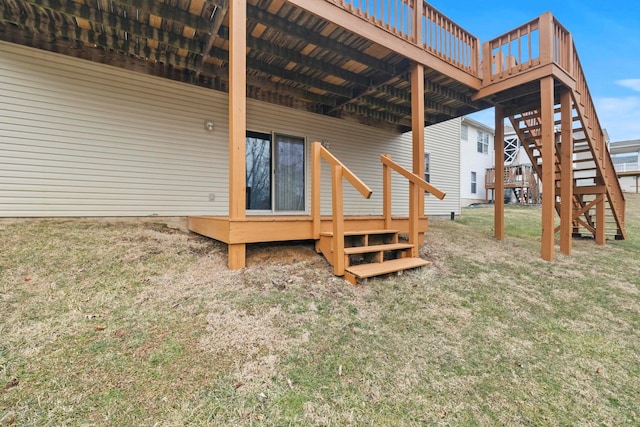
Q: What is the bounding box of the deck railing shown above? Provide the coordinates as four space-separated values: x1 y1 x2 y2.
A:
485 165 537 187
329 0 479 74
311 142 373 275
380 154 445 257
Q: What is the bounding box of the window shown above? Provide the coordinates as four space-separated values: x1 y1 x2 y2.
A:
461 124 468 140
424 152 430 183
471 171 477 194
246 131 305 212
477 131 489 154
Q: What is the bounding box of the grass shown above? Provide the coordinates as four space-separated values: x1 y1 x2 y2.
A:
1 194 639 426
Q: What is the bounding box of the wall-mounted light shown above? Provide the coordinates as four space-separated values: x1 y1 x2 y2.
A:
204 120 215 132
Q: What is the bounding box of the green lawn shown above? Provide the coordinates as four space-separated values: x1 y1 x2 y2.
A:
1 194 639 426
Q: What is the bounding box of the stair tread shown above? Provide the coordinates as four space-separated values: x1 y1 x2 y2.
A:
320 229 398 237
343 243 414 255
345 257 430 279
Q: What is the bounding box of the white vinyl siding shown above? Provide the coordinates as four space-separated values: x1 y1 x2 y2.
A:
460 118 495 205
422 118 461 216
1 41 460 218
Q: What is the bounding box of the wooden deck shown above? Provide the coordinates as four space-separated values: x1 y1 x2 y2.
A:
0 0 627 271
187 215 428 245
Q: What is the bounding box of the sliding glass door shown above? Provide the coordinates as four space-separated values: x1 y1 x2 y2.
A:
246 132 305 212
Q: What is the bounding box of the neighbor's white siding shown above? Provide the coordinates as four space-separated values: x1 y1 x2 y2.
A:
0 41 459 218
460 119 494 206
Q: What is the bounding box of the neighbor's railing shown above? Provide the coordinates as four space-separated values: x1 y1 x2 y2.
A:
311 142 372 275
328 0 479 75
381 154 445 257
614 162 640 173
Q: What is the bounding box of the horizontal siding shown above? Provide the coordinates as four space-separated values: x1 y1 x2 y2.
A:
1 41 460 218
423 118 461 215
0 41 229 217
460 122 494 205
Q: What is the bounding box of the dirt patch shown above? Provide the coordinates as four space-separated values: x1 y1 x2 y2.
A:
245 241 319 266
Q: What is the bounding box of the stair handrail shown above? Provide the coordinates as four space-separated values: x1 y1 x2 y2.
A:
311 142 373 275
561 35 626 236
381 154 445 257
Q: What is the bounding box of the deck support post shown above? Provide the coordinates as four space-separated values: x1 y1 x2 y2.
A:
596 194 606 245
411 62 425 216
332 165 345 276
383 154 392 230
410 61 425 250
494 106 505 240
228 0 247 269
540 76 556 261
559 89 574 255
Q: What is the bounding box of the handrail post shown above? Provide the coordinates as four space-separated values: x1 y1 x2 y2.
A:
481 41 492 84
332 164 345 276
408 181 419 257
538 12 554 65
383 154 392 230
311 142 321 239
413 0 423 45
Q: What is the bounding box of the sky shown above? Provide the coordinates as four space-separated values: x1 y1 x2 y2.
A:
426 0 640 142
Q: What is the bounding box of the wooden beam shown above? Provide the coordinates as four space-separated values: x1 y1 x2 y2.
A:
383 154 392 230
332 164 345 276
596 194 605 245
559 90 574 255
114 0 220 32
540 76 556 261
570 186 606 195
246 4 396 75
195 1 228 78
19 0 208 53
207 46 354 99
245 34 374 88
494 105 505 240
411 62 425 218
228 0 246 227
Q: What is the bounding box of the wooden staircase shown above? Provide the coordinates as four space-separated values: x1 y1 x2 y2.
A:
311 143 446 284
316 229 430 284
509 94 626 241
481 12 626 249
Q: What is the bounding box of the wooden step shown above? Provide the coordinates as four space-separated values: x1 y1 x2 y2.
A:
345 257 430 283
343 242 414 255
320 229 398 237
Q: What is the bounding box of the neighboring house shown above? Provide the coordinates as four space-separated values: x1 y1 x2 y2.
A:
610 140 640 193
459 117 495 206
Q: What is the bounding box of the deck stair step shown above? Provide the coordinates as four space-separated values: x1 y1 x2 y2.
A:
343 242 414 255
345 257 430 283
316 228 430 284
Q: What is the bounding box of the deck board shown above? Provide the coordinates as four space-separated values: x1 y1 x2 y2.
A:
345 257 430 279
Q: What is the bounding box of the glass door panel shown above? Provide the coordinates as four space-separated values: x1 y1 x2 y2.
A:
274 135 305 212
246 132 272 210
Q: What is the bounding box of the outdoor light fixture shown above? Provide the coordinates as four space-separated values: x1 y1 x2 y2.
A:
204 120 215 131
